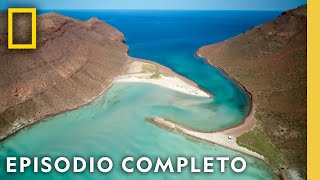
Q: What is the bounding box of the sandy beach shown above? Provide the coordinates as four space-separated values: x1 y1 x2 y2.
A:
147 111 263 160
117 59 212 98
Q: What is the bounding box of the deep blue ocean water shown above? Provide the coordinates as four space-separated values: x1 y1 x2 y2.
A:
0 10 281 179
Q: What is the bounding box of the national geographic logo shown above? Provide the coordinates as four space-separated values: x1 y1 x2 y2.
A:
8 8 36 49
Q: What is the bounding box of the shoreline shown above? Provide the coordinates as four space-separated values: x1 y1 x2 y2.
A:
0 58 213 142
117 58 213 98
147 115 263 160
144 94 259 159
195 50 253 100
0 77 117 142
1 43 255 156
195 49 255 135
142 52 262 159
196 48 289 179
127 57 214 98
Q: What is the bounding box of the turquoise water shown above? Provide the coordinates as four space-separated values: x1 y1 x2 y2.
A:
0 83 277 179
0 11 281 179
45 10 280 131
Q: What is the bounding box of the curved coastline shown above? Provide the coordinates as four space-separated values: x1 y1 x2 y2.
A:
195 50 254 135
119 44 261 160
195 42 289 180
0 45 261 166
1 12 261 164
0 19 255 151
0 57 212 142
143 50 260 159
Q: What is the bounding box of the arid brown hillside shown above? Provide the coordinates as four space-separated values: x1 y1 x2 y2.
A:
0 13 129 140
198 5 306 178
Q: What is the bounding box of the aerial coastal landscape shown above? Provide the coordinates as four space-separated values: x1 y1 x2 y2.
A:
0 1 306 180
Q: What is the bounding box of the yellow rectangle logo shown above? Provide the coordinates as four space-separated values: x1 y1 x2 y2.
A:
8 8 37 49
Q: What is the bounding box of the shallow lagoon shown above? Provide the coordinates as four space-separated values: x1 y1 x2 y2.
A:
0 83 277 179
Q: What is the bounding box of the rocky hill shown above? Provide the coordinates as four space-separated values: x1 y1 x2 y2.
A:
0 13 129 140
198 5 307 178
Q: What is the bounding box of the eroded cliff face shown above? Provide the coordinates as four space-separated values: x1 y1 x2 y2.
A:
0 13 130 140
198 5 307 178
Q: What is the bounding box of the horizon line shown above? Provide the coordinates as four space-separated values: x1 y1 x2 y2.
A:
0 8 285 12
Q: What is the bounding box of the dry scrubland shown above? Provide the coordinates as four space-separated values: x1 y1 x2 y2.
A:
0 12 129 140
198 5 306 178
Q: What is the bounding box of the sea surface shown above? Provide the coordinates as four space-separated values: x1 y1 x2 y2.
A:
0 10 280 179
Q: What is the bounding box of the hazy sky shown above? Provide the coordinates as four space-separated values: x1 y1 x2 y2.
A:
0 0 306 10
